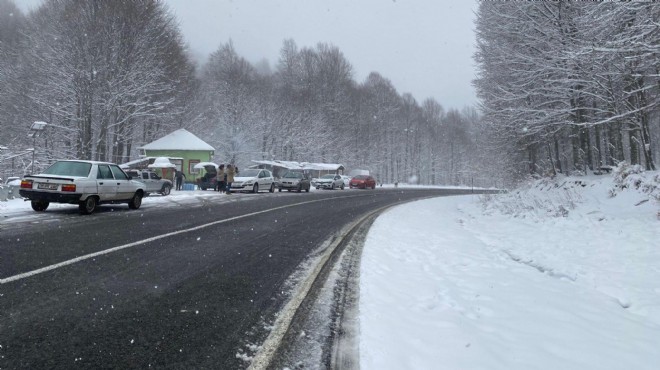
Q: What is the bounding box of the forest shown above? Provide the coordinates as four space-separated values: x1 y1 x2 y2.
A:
0 0 657 187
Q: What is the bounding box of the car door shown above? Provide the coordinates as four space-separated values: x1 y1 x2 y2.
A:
148 172 162 192
259 170 273 189
96 164 118 201
142 171 158 192
110 165 134 201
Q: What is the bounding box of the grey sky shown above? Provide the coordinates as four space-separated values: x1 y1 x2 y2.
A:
16 0 478 109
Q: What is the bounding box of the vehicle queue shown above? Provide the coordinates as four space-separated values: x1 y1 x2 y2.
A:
15 159 377 215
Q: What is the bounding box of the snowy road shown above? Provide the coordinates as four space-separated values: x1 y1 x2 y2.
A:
0 187 478 369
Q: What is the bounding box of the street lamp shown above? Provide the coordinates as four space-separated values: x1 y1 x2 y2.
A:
28 121 48 174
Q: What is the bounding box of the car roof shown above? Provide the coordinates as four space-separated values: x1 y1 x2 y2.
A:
53 159 119 165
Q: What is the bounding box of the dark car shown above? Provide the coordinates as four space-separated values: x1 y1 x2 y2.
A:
196 164 218 190
349 175 376 189
278 171 311 192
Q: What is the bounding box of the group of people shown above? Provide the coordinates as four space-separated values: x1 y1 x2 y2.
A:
173 164 238 193
215 164 238 194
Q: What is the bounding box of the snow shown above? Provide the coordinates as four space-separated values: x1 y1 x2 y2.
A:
360 171 660 370
2 170 658 369
139 128 215 151
251 159 344 171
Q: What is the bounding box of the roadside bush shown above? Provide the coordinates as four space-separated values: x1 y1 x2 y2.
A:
609 162 659 200
479 174 580 220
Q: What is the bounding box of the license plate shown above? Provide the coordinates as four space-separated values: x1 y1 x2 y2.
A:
37 183 58 190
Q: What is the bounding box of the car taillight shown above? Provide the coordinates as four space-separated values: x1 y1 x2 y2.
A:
20 180 33 189
61 184 77 192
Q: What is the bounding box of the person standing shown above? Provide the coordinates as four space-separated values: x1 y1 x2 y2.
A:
225 164 237 194
175 170 186 191
216 164 226 192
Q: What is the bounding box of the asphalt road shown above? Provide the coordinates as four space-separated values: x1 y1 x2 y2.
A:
0 188 477 369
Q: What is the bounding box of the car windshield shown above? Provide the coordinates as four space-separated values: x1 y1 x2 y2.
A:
353 175 367 180
42 161 92 177
320 174 335 179
284 172 303 179
240 169 260 177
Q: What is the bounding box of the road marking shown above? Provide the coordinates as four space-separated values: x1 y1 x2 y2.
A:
0 194 368 284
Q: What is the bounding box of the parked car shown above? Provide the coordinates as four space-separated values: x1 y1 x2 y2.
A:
230 168 276 193
349 174 377 189
315 174 345 190
196 164 218 190
125 169 172 196
4 176 20 185
19 160 146 214
340 175 352 187
278 171 311 192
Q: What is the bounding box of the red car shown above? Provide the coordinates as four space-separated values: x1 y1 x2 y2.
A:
349 175 376 189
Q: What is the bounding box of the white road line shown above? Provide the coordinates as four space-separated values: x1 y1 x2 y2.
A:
0 194 367 284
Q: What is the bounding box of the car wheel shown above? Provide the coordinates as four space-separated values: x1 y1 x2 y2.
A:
252 184 259 193
331 183 335 190
161 185 171 196
305 186 310 193
297 184 302 193
128 192 142 210
278 188 282 192
201 186 206 191
269 183 275 193
340 183 345 190
79 197 97 215
31 200 49 212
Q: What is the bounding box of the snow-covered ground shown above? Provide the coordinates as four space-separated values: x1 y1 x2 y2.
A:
360 167 660 370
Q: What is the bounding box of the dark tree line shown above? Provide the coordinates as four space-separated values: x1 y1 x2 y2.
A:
474 1 659 181
1 0 486 186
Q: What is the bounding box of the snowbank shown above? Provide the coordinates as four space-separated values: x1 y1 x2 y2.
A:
360 168 659 370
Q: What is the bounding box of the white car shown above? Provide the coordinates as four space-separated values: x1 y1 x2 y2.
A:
340 175 352 187
315 174 345 190
230 168 276 193
125 169 172 196
4 176 20 185
19 160 146 214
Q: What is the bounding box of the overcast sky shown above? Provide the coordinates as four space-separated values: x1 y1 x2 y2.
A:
16 0 478 109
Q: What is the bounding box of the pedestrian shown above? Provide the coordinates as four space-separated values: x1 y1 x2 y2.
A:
216 164 226 192
175 170 186 191
225 164 237 194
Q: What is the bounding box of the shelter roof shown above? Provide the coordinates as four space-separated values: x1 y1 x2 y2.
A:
252 160 344 171
140 129 214 151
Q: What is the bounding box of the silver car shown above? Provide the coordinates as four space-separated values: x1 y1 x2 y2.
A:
315 174 345 190
125 169 172 196
278 171 311 192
